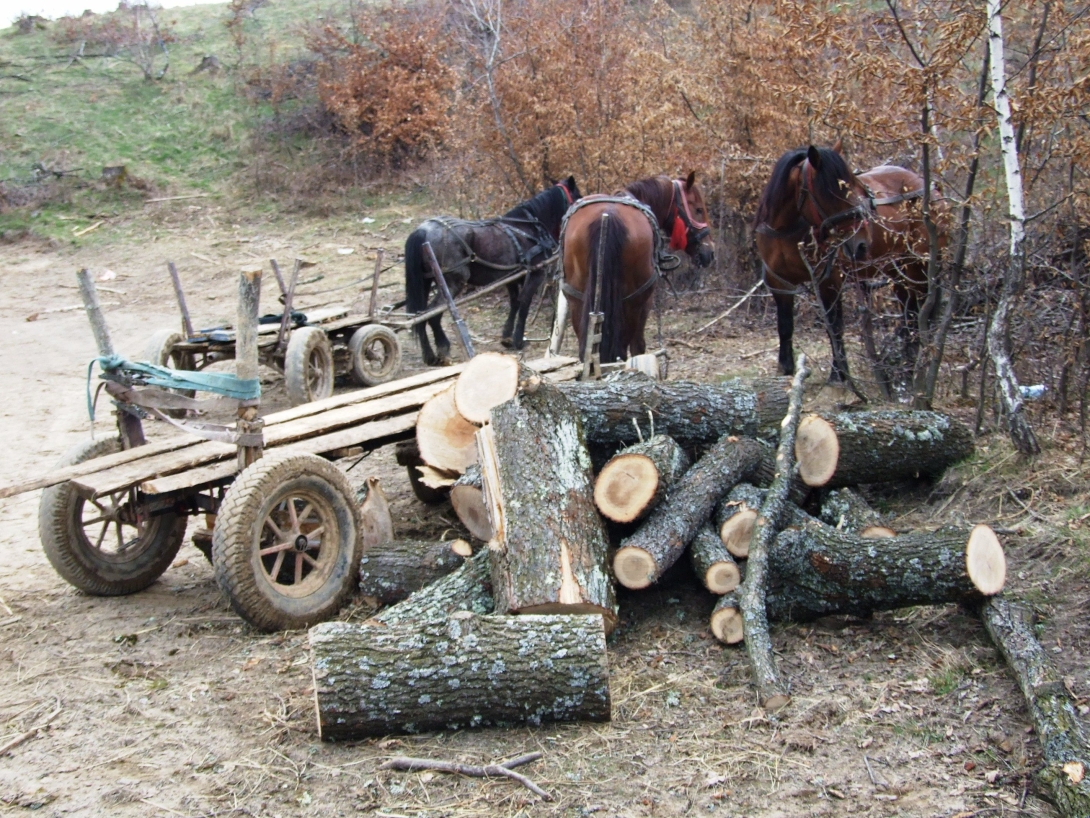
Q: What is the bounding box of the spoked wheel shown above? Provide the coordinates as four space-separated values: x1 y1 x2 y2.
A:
142 328 195 417
348 324 402 387
212 453 362 631
284 326 334 406
39 437 187 595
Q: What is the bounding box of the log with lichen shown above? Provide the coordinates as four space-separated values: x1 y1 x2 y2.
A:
594 434 691 523
818 487 894 537
370 549 493 627
358 539 473 605
310 613 611 739
710 591 744 645
689 523 740 594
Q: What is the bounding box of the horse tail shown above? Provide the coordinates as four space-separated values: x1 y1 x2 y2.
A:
404 228 429 316
584 211 629 364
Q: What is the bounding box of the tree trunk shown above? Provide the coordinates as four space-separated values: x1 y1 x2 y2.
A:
818 488 894 538
710 591 744 645
594 434 691 523
612 436 762 590
359 539 473 605
450 465 492 541
795 410 973 488
416 385 479 474
310 613 611 740
689 523 740 594
766 520 1006 621
478 380 617 631
980 596 1090 818
556 372 789 446
370 549 493 627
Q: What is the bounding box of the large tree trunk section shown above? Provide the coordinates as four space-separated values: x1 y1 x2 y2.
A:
478 380 617 631
310 613 611 740
454 352 538 424
818 487 894 538
416 386 479 474
450 465 492 541
794 410 974 488
766 521 1006 621
358 539 473 605
613 436 762 590
710 592 743 645
715 483 806 558
981 596 1090 817
371 549 493 627
394 440 450 505
689 523 740 594
556 372 790 446
594 434 691 524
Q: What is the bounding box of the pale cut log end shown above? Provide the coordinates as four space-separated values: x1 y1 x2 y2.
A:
450 539 473 558
860 525 897 539
720 508 757 558
450 485 493 541
710 606 743 644
613 546 655 590
416 464 458 489
966 524 1006 596
311 661 323 740
454 352 521 424
763 693 791 712
417 386 479 473
796 414 838 487
594 454 660 523
706 562 741 594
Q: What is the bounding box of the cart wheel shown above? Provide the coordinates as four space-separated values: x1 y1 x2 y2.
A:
212 452 362 631
142 328 195 418
284 327 334 406
348 325 402 387
38 437 188 596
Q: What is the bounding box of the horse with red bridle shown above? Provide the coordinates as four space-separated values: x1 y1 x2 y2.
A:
755 143 946 388
561 172 714 363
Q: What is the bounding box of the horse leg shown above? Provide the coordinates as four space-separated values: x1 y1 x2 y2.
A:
774 292 796 376
500 281 519 348
817 281 850 385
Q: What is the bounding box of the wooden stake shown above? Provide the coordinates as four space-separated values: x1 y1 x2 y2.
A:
368 249 384 319
167 261 195 338
236 267 263 469
423 241 475 359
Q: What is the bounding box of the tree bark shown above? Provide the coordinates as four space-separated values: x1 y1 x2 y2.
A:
594 434 691 523
689 523 740 594
556 372 789 447
795 410 973 488
479 379 617 631
310 613 611 739
818 488 893 537
981 596 1090 818
710 591 744 645
715 483 807 558
359 539 473 605
370 549 493 627
613 436 762 590
450 465 492 541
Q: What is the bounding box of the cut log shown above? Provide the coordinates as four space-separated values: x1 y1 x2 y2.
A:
594 434 691 524
716 483 764 558
766 521 1006 621
710 592 744 645
479 380 617 631
818 487 886 534
450 465 492 541
556 372 789 446
416 385 479 474
689 523 740 594
981 596 1090 818
310 613 611 739
371 549 493 627
394 439 450 505
795 410 974 488
613 436 762 590
453 352 537 424
358 539 473 605
748 441 809 506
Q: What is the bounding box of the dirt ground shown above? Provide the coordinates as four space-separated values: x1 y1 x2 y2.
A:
0 202 1087 818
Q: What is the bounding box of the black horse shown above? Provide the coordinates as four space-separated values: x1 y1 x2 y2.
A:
404 176 581 365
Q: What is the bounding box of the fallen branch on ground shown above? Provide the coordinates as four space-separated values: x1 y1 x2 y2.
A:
379 752 552 800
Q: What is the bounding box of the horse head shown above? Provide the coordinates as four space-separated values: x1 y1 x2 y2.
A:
674 170 714 267
798 144 870 262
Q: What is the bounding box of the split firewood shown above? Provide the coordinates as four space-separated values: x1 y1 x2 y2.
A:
739 353 810 711
689 523 740 594
394 439 451 505
981 596 1090 818
818 487 894 537
380 752 551 801
794 410 974 488
416 385 479 474
556 372 789 446
478 379 618 631
310 613 611 739
450 465 492 541
613 436 762 590
594 434 691 524
453 352 539 424
358 539 473 605
370 549 493 627
766 521 1006 621
710 592 743 645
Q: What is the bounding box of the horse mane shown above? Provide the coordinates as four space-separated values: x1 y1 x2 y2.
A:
754 147 856 226
502 185 568 229
624 176 673 224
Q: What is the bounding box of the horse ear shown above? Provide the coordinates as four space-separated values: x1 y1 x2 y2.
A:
566 175 575 189
685 170 696 190
832 138 844 155
807 145 822 169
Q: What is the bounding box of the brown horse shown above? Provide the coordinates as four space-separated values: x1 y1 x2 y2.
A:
755 144 945 387
562 172 714 363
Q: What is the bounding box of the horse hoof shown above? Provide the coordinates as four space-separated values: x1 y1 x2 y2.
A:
500 337 514 349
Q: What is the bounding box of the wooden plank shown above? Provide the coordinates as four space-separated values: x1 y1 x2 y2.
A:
303 306 350 325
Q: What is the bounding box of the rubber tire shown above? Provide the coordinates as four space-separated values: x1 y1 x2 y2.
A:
38 437 187 595
284 326 334 407
348 325 402 387
142 328 195 417
211 452 362 632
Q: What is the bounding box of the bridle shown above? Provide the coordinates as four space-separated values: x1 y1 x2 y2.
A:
669 179 711 253
795 160 870 243
558 180 575 207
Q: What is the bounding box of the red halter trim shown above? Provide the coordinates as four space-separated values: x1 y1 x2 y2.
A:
669 179 709 251
558 181 575 207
